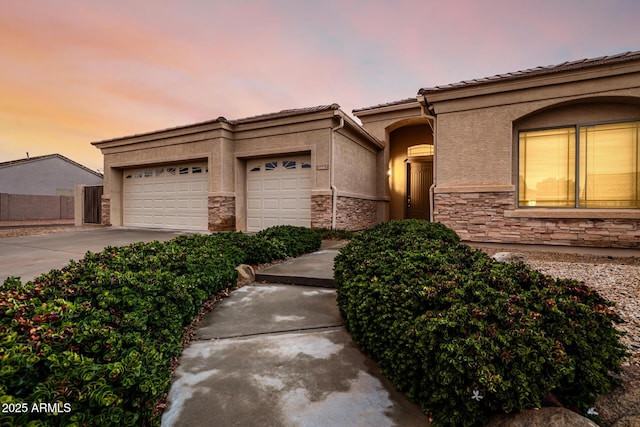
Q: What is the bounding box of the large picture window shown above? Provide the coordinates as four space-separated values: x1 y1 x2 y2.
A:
519 121 640 208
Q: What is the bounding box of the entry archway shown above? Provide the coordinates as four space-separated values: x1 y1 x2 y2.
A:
387 122 433 220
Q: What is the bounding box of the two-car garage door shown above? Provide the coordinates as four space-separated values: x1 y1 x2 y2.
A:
123 162 208 231
246 155 312 232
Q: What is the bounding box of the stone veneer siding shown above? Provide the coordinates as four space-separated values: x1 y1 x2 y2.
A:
433 191 640 248
101 196 111 226
311 195 332 229
209 196 235 231
335 196 378 231
311 194 378 231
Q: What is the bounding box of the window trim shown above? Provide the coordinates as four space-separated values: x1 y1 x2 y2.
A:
517 119 640 209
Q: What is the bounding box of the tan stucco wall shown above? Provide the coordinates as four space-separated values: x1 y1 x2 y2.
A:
333 130 378 199
429 62 640 189
433 81 640 190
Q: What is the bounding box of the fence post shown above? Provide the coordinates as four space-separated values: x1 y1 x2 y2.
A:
74 185 84 226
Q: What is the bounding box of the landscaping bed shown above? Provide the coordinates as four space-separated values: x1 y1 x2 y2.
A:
0 226 321 426
334 220 630 427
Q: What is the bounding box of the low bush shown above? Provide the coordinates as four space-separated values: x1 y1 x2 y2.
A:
312 227 356 241
0 226 320 426
256 225 321 258
334 220 629 427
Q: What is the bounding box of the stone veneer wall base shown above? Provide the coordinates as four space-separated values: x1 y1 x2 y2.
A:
433 191 640 248
311 194 379 231
209 196 236 231
311 195 332 229
101 196 111 226
335 196 378 231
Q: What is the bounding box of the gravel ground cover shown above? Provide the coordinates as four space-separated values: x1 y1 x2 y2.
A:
478 247 640 367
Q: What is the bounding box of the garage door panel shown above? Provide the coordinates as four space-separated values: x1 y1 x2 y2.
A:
247 198 262 210
280 178 299 190
281 198 298 210
248 180 262 191
263 179 280 191
263 198 279 210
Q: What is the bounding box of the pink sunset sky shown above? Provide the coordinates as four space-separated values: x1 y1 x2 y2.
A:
1 0 638 172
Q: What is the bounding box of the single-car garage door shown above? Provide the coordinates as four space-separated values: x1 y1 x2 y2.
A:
246 155 311 232
123 162 208 231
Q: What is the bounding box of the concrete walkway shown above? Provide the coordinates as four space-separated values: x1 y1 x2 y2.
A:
161 243 431 427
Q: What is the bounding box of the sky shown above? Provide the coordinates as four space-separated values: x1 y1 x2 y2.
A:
1 0 638 172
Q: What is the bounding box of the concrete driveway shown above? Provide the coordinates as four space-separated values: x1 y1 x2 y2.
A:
0 227 185 283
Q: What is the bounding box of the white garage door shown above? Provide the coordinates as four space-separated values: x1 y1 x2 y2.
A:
123 162 208 231
247 156 312 232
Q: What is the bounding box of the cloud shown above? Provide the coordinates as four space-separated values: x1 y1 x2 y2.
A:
0 0 638 169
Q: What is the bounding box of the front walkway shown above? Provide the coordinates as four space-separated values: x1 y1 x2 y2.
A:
161 244 430 427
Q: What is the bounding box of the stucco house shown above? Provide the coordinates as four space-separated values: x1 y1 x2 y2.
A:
93 50 640 248
0 153 103 196
0 153 103 222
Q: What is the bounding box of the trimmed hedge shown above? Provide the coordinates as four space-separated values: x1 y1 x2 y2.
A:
334 220 629 427
256 225 322 258
0 226 321 426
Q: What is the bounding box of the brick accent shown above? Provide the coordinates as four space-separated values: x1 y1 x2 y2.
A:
101 196 111 226
336 196 378 231
209 196 235 231
311 195 332 229
433 191 640 248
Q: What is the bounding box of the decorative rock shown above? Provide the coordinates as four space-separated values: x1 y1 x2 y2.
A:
236 264 255 286
612 416 640 427
492 252 528 264
486 407 598 427
596 365 640 425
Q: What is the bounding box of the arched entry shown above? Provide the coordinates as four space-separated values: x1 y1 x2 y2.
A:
388 122 434 220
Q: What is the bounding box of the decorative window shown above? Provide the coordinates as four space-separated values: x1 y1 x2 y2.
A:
407 144 434 157
283 160 296 169
250 166 261 172
265 161 278 171
519 121 640 208
134 171 143 178
156 168 164 176
301 162 312 169
144 170 153 178
125 174 132 179
179 167 189 175
192 166 202 174
167 167 177 175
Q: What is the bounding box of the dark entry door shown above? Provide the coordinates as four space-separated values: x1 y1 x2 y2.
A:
406 161 433 219
83 186 103 224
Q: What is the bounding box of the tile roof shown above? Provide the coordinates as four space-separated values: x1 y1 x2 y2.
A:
93 104 341 144
419 50 640 94
0 153 103 178
229 104 340 125
352 98 417 114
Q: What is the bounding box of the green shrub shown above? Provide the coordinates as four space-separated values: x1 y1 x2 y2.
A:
334 220 628 427
312 227 355 240
0 225 320 426
256 225 321 258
